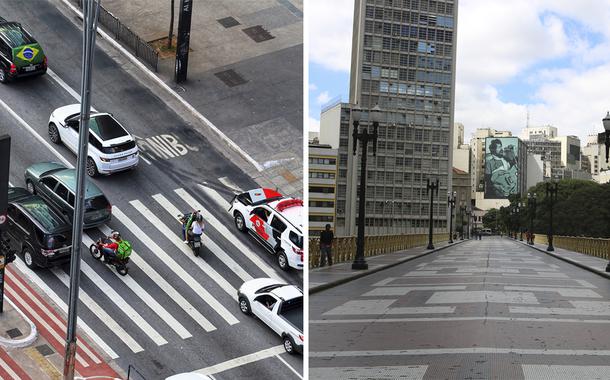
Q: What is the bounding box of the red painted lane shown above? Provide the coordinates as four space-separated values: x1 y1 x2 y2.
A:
0 348 32 380
5 266 121 378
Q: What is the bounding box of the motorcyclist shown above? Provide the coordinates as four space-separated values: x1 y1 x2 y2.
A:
101 231 121 262
188 214 205 243
182 209 200 243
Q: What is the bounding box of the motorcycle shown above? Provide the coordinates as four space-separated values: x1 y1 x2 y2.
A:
178 210 203 257
89 238 130 276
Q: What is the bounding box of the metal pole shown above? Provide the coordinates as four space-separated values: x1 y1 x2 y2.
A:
64 1 100 378
426 179 437 249
353 131 369 270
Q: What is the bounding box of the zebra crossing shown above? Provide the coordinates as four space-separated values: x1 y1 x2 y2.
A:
7 183 292 361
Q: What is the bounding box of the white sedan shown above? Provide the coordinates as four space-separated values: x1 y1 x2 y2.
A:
48 104 139 176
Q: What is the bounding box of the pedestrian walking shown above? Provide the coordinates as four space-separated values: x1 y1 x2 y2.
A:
319 224 334 267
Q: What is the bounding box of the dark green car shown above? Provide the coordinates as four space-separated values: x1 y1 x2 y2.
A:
0 17 47 83
6 187 73 269
24 162 112 229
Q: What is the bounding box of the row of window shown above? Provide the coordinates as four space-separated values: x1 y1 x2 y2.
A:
340 109 451 128
309 186 335 194
365 3 455 22
309 157 336 165
364 20 454 43
309 200 335 208
309 172 336 179
354 218 449 228
360 95 452 115
363 36 453 56
310 215 334 222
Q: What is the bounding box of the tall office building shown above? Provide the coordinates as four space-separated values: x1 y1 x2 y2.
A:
328 0 459 236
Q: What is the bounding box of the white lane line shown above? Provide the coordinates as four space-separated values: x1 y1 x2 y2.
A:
504 286 601 298
178 187 281 280
7 267 101 364
363 286 467 297
60 0 264 172
310 317 610 324
0 354 22 380
274 355 302 379
309 366 427 380
426 291 539 305
46 68 81 101
11 259 119 359
0 99 73 168
133 197 252 285
511 301 610 316
98 224 215 332
4 284 89 368
50 268 144 353
379 281 593 288
112 206 239 325
218 177 243 194
310 348 610 357
194 345 285 376
197 184 231 208
324 300 454 316
522 365 610 380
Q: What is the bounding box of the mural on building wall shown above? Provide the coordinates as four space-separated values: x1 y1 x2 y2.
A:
484 137 519 199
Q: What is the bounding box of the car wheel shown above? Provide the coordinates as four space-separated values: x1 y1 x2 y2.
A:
26 180 36 195
234 212 246 232
277 251 289 271
283 335 295 354
0 69 8 84
238 296 251 315
48 123 61 144
22 247 36 269
86 157 99 177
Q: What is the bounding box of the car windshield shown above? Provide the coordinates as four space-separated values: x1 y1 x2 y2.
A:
89 114 128 141
289 231 303 249
85 195 110 212
0 22 36 47
255 284 288 294
21 200 66 232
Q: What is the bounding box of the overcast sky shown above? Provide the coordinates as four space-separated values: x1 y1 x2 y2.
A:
308 0 610 144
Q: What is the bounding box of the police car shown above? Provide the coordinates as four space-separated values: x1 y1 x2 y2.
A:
229 188 303 271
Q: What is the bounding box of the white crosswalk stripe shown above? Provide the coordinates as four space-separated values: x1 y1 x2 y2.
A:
81 233 192 340
98 224 216 332
112 206 239 325
132 197 252 285
179 186 282 280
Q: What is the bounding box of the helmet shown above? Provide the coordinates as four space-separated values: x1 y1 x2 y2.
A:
111 231 121 240
196 214 204 223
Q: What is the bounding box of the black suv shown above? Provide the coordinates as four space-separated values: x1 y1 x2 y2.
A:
5 187 72 269
0 17 47 83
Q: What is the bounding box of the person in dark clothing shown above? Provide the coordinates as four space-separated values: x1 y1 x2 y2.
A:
319 224 334 267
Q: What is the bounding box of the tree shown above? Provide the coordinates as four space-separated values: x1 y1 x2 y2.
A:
167 0 175 49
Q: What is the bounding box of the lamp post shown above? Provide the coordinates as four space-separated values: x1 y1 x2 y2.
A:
426 178 439 249
603 112 610 163
352 104 380 270
466 207 471 239
517 202 523 241
546 181 558 251
459 205 465 240
527 192 537 245
448 191 456 243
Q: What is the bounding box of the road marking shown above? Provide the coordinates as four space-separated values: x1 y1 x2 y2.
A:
112 206 239 325
81 235 178 344
0 349 27 380
310 348 610 357
522 365 610 380
504 287 601 298
193 345 285 375
50 268 144 353
310 316 610 324
324 300 454 316
98 224 216 332
275 354 302 379
511 301 610 316
0 99 73 168
363 286 467 297
135 197 252 285
177 187 282 280
60 0 264 172
377 281 591 288
47 68 81 101
11 260 119 359
427 291 539 304
309 366 427 380
217 177 243 194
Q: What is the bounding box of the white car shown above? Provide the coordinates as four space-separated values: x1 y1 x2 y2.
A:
48 104 139 176
238 278 303 354
229 188 303 271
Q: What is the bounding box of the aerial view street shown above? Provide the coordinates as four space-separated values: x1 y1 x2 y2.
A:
0 0 303 379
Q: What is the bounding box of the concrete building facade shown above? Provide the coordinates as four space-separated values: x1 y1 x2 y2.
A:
309 144 339 236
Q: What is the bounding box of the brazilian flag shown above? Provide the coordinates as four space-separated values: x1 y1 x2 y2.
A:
12 43 44 68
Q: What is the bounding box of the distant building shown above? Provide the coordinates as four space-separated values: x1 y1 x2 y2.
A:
469 128 513 202
520 125 558 141
453 123 471 173
309 144 338 236
582 133 610 182
526 154 544 189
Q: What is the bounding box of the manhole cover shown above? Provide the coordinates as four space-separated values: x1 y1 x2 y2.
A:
217 16 240 28
36 344 54 356
242 25 275 43
6 328 22 338
214 69 248 87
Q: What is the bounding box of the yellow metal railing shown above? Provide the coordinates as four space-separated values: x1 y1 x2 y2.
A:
309 233 449 269
533 234 610 260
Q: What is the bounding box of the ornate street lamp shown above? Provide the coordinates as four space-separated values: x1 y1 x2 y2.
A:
546 181 558 251
603 112 610 163
459 204 466 240
517 202 523 241
465 207 471 240
426 178 440 249
352 104 380 270
527 192 537 245
448 191 456 244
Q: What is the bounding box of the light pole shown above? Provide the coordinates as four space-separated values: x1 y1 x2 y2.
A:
466 207 471 239
426 178 439 249
448 191 456 243
527 192 537 245
603 112 610 163
546 181 558 251
352 104 380 270
459 205 466 240
517 202 523 241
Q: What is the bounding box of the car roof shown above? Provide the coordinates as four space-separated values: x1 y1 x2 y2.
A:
50 169 104 197
267 198 303 231
271 285 302 300
0 21 36 48
7 186 33 202
11 194 70 233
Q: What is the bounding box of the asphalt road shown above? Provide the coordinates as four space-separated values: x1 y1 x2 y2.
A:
0 1 303 378
310 238 610 380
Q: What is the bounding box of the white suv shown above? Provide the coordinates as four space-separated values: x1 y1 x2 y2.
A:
48 104 139 177
229 188 303 271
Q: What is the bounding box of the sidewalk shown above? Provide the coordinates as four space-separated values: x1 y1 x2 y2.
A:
518 238 610 280
0 266 122 379
309 239 467 294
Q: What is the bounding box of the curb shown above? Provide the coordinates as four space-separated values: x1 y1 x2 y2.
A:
519 241 610 280
0 297 38 349
309 240 468 295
